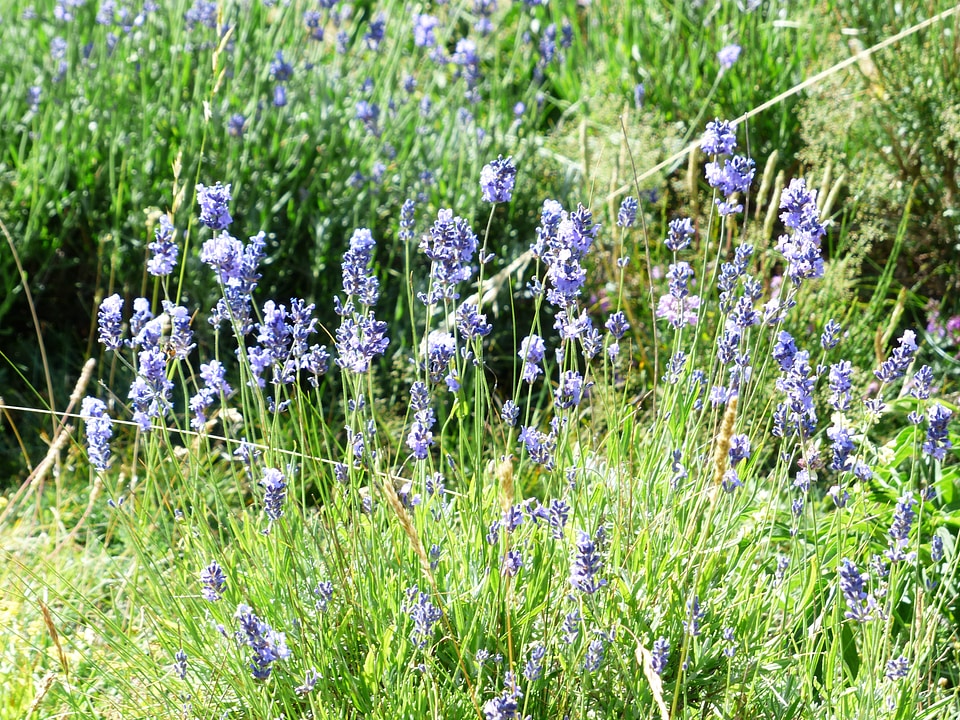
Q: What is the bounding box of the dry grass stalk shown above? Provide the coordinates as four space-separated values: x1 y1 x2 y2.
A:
711 395 739 488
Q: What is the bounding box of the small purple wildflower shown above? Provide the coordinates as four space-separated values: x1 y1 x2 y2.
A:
717 44 741 70
196 182 232 230
518 334 546 383
501 400 520 426
583 638 604 673
419 209 478 303
502 549 523 576
923 403 952 461
885 656 910 681
295 668 321 695
931 535 944 563
80 397 113 471
617 196 638 228
605 311 630 339
821 319 842 349
874 330 919 383
651 637 670 675
174 649 187 680
234 604 290 680
563 610 580 644
406 381 435 460
147 215 178 276
405 585 443 649
722 627 737 657
200 560 226 601
772 331 798 371
728 434 751 465
260 467 287 522
97 294 124 351
524 644 546 681
828 360 853 412
701 119 737 156
838 558 874 622
570 529 605 594
684 595 706 637
480 155 516 203
412 13 439 47
665 217 695 252
886 494 917 563
517 425 556 469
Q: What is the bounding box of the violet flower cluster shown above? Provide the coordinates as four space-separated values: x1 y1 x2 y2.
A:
335 228 389 374
80 397 113 472
234 603 291 680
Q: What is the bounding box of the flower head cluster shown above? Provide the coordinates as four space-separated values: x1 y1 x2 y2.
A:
570 528 605 594
245 298 328 390
412 13 439 47
80 397 113 471
129 346 174 432
665 217 695 252
419 209 478 304
776 178 825 286
336 230 389 374
717 44 741 69
518 334 546 383
480 155 517 203
885 494 917 563
405 586 443 649
651 637 670 675
456 301 492 341
923 403 952 460
683 595 706 636
234 604 290 680
201 230 268 333
98 293 125 350
583 638 605 673
483 671 522 720
200 560 226 601
147 215 178 276
705 153 755 216
260 467 287 522
196 182 232 230
531 201 600 309
838 558 875 622
874 330 919 384
828 360 853 411
341 228 380 306
772 350 817 439
518 424 557 469
700 118 737 156
617 196 638 228
406 381 435 460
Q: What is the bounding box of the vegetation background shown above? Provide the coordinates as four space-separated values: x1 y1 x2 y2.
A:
1 0 959 718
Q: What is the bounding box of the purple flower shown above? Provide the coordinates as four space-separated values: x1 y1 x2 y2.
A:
683 595 705 636
518 425 556 468
932 535 944 563
885 656 910 681
456 301 492 341
617 196 638 228
405 585 443 649
406 381 435 460
234 604 290 680
196 182 232 230
295 668 321 695
163 301 195 360
399 198 416 243
665 217 695 252
480 155 517 204
773 350 817 439
129 347 173 431
828 360 853 411
717 44 741 70
705 155 755 214
555 370 587 409
827 423 855 471
651 637 670 675
364 14 386 51
776 178 825 286
518 334 546 383
524 644 546 681
269 50 293 82
80 397 113 471
874 330 919 384
501 399 520 426
605 311 630 339
656 293 700 328
838 558 874 622
419 209 478 304
530 202 600 308
772 331 798 371
200 560 226 601
355 100 380 136
413 13 439 48
97 293 125 350
722 627 738 657
570 529 605 594
923 404 952 460
701 119 737 156
728 434 751 465
583 638 604 673
886 494 917 563
228 113 246 137
260 467 287 522
147 215 178 276
502 549 523 576
821 319 842 349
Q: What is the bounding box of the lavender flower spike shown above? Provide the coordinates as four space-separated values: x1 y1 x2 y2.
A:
196 182 233 230
480 155 516 203
80 397 113 471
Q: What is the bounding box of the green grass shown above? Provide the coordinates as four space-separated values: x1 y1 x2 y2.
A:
2 1 960 718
